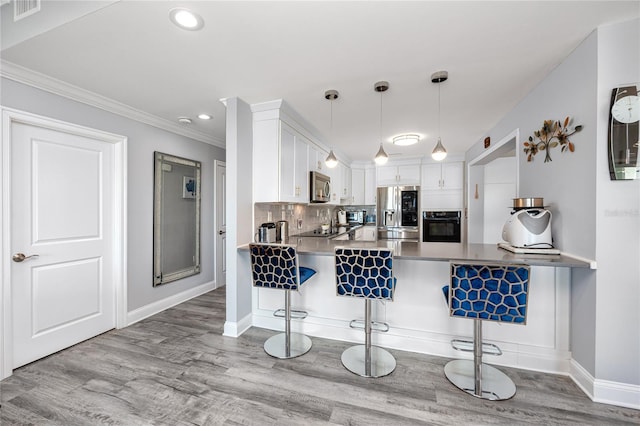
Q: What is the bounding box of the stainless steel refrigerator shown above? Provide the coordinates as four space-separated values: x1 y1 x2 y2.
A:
376 186 420 241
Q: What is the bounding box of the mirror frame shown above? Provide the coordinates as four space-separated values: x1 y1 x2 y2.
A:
153 151 201 286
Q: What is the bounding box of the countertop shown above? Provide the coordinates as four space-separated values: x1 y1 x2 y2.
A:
239 238 594 269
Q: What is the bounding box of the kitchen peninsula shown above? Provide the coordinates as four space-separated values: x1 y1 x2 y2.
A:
238 240 592 375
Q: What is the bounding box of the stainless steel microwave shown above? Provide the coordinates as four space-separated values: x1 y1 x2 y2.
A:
310 171 331 203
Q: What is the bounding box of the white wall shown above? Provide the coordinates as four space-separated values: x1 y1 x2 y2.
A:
594 18 640 386
223 97 254 336
465 19 640 393
0 78 225 312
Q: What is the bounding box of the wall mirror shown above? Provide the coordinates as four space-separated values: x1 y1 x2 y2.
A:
608 84 639 180
153 152 201 286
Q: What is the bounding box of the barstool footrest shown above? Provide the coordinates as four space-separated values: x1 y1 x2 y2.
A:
349 319 390 332
273 309 308 319
451 339 502 356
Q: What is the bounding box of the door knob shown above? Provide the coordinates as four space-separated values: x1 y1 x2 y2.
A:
12 253 39 263
218 230 226 235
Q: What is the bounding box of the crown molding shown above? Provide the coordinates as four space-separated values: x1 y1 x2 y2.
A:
0 60 225 148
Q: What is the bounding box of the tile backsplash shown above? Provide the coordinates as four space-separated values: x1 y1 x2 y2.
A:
254 203 376 235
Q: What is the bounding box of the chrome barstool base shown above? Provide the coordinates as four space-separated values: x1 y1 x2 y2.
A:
263 332 312 359
444 359 516 400
341 345 396 378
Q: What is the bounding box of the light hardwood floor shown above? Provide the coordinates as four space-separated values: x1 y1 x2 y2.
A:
1 287 638 425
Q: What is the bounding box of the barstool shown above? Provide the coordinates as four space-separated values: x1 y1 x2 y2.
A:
334 247 397 378
249 243 316 359
442 262 530 400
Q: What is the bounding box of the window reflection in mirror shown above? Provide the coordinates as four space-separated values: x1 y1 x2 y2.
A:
153 152 201 286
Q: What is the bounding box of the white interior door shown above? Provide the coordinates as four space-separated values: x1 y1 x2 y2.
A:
10 119 116 369
215 161 227 287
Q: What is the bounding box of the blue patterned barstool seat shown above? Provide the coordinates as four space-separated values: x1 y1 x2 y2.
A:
249 243 316 359
335 247 397 378
442 262 530 400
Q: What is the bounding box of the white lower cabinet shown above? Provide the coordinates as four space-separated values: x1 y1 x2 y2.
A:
333 233 349 241
361 226 377 241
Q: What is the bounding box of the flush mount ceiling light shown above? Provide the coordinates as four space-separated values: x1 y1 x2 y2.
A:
392 134 420 146
178 117 192 125
431 70 448 161
374 81 390 165
324 89 339 169
197 113 211 120
169 8 204 31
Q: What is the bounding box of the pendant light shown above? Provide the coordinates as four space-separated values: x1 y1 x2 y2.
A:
431 70 448 161
374 81 390 165
324 89 339 168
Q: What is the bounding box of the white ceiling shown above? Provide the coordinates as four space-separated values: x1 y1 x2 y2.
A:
1 1 638 163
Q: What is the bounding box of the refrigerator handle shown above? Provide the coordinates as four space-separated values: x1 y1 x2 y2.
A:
384 210 395 226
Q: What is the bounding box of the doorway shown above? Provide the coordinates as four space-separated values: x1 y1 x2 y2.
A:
467 129 519 244
1 109 127 379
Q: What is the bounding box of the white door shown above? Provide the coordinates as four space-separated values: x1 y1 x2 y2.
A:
10 120 116 368
215 161 226 287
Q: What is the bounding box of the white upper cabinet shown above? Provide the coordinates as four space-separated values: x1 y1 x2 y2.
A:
327 162 341 205
377 164 421 186
253 117 309 203
421 161 464 210
421 162 463 190
340 163 352 201
279 122 309 203
351 167 365 205
364 166 376 205
309 144 328 173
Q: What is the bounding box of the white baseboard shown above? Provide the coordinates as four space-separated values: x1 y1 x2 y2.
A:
570 359 596 399
594 379 640 409
570 359 640 409
223 313 252 337
126 281 216 326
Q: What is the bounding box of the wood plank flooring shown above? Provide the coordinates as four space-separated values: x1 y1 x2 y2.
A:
1 287 638 425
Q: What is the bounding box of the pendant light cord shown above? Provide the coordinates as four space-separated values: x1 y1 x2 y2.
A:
330 96 333 143
438 82 441 140
379 89 383 147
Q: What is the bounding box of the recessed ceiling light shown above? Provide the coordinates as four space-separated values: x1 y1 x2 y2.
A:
197 114 212 120
178 117 192 124
392 134 420 146
169 8 204 31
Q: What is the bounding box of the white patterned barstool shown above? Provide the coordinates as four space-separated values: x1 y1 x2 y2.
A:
249 243 316 359
442 262 530 400
334 247 397 378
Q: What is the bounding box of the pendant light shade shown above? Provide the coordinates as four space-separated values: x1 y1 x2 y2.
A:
431 138 447 161
325 149 338 168
373 81 390 164
431 71 448 161
324 89 339 168
375 144 389 165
